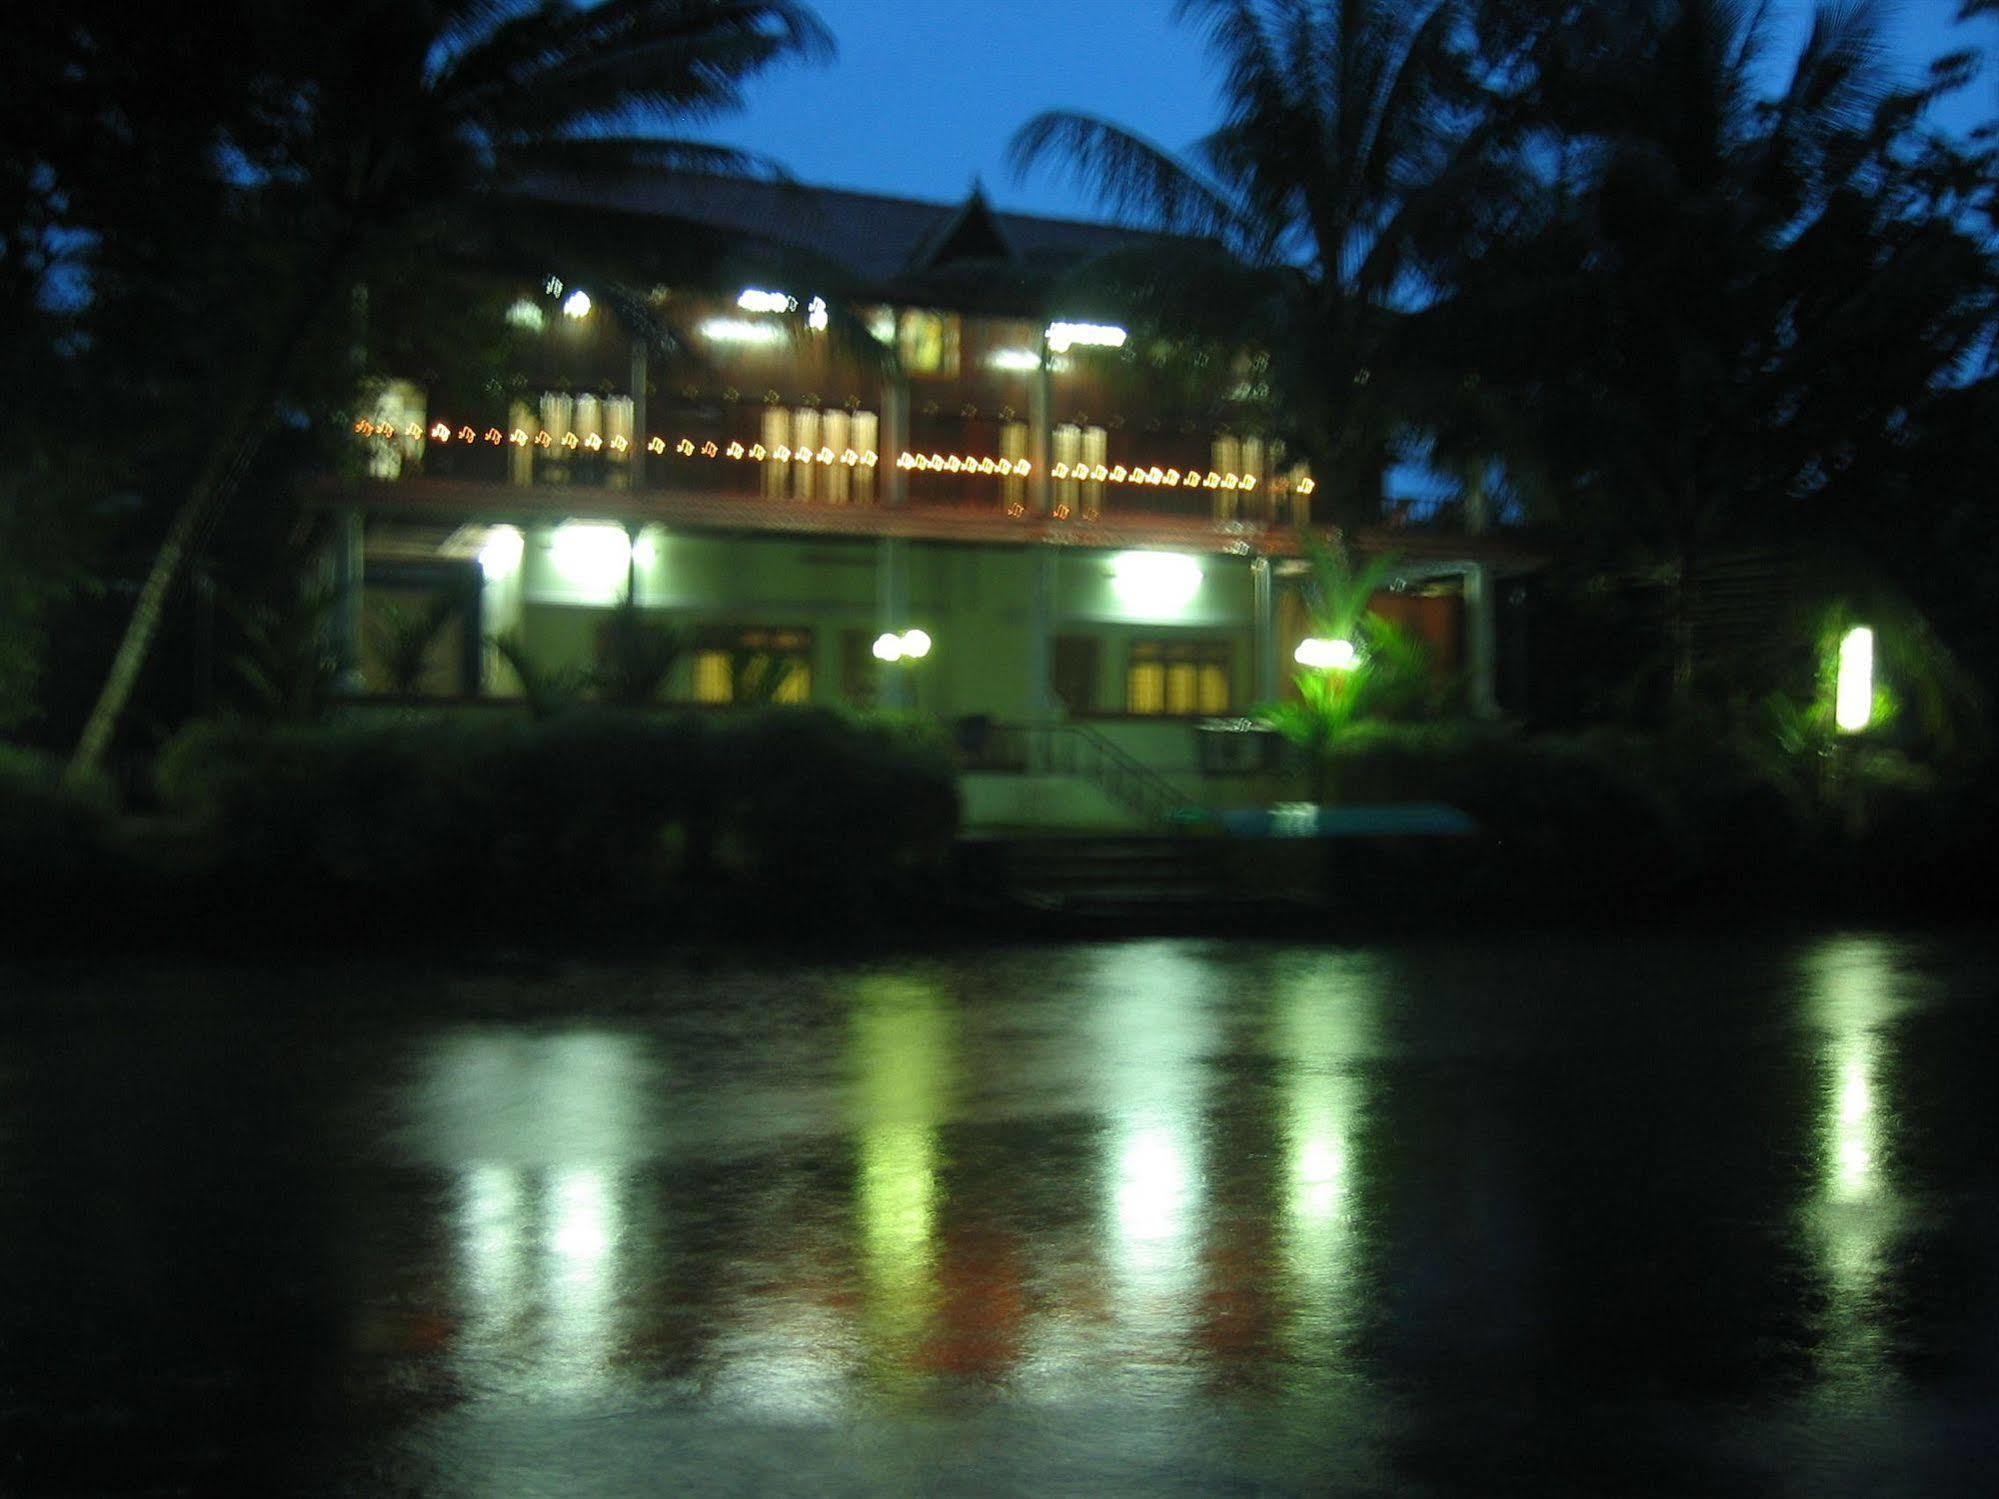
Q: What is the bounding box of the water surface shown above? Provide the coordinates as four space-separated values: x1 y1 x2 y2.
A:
3 932 1997 1495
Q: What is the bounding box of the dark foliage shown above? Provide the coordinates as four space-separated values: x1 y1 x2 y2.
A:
136 707 958 947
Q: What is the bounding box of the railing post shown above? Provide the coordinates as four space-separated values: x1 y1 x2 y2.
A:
1252 554 1276 705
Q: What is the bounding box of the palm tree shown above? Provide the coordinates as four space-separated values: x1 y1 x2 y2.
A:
67 0 832 779
1440 0 1996 708
1007 0 1530 528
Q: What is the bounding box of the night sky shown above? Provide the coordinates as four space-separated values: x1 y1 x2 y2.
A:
720 0 1997 220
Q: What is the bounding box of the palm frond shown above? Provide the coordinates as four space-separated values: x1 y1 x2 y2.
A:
495 134 792 186
491 630 588 719
1175 0 1326 244
376 590 464 695
1008 112 1244 241
438 0 832 135
592 597 686 706
1772 0 1891 149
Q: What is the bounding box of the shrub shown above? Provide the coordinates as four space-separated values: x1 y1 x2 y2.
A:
1318 722 1698 919
714 708 960 927
151 707 960 940
0 746 118 940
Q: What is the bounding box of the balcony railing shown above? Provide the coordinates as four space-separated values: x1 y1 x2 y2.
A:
356 401 1318 530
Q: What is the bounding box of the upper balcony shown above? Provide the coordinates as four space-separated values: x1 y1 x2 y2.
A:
317 173 1535 567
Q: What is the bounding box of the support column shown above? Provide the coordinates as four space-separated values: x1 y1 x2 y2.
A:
1251 555 1276 705
876 536 908 708
1026 548 1056 719
1465 561 1499 719
879 310 910 509
330 507 365 695
882 378 910 509
1029 334 1053 515
627 338 648 492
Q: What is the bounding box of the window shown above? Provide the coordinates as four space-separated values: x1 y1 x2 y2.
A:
759 408 790 500
1001 420 1028 513
758 407 877 503
1053 424 1107 518
897 309 961 377
1126 639 1231 716
1053 635 1100 713
791 408 820 501
691 627 813 704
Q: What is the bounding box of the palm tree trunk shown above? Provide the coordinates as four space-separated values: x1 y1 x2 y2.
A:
66 243 353 782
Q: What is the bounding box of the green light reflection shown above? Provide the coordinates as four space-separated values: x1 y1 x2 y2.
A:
1275 953 1381 1340
849 973 958 1373
1090 944 1214 1339
1802 934 1912 1381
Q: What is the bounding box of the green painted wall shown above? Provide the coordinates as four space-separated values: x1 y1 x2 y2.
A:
486 529 1265 721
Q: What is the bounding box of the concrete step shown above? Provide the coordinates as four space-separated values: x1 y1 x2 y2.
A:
1004 838 1222 899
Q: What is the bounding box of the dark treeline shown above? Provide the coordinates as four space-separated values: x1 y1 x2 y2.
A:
2 1 1996 815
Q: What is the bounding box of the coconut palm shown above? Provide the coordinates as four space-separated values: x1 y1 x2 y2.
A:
1437 0 1997 707
1008 0 1531 528
68 0 832 779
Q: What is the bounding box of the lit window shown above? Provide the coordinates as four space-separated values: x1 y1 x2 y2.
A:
792 408 821 502
691 627 813 704
1001 420 1029 512
1054 424 1108 514
1127 639 1231 716
693 650 734 704
897 309 961 377
759 408 790 500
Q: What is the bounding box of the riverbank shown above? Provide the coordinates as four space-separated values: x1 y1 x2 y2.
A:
5 714 1993 958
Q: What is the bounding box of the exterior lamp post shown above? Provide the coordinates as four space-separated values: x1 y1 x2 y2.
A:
873 629 934 707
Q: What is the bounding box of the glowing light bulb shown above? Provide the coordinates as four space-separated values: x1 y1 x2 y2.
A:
1295 637 1359 670
1837 626 1875 733
1111 552 1202 615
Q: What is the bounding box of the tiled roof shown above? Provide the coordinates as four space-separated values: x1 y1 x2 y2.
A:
517 169 1196 294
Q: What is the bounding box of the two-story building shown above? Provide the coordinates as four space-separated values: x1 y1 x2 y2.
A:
318 168 1537 824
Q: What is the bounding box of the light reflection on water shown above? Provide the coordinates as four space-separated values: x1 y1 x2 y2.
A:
851 973 954 1383
311 933 1999 1494
1275 952 1381 1349
1801 934 1919 1404
420 1032 650 1398
1091 945 1213 1360
413 948 1418 1408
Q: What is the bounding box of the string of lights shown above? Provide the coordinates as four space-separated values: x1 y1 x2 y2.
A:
351 420 1314 495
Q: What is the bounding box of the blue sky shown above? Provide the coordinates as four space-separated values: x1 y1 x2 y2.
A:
720 0 1997 218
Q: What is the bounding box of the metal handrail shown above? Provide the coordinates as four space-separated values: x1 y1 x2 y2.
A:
983 720 1192 828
